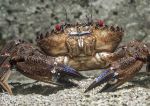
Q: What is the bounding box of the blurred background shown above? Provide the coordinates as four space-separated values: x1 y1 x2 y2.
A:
0 0 150 49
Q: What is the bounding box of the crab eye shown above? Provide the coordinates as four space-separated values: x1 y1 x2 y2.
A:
97 20 104 27
55 24 62 31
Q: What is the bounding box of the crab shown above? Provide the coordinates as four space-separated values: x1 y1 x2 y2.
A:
1 18 147 95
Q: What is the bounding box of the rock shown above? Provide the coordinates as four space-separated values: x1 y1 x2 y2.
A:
0 0 149 44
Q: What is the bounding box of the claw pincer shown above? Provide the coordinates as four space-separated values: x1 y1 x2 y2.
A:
85 69 115 93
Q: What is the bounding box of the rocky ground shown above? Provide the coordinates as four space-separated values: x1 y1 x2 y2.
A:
0 0 150 106
0 0 150 43
0 70 150 106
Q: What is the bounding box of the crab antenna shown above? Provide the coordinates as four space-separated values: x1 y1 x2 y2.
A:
86 1 93 25
89 3 93 22
86 14 93 25
62 6 69 25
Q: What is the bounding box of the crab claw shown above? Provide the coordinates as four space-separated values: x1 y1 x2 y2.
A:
56 64 86 80
60 65 85 79
53 64 86 87
85 69 116 93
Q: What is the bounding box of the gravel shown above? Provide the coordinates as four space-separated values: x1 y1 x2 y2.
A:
0 71 150 106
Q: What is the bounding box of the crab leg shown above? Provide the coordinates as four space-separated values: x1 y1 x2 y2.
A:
0 55 12 94
97 46 126 64
0 51 13 94
0 69 12 95
0 39 24 94
0 58 13 95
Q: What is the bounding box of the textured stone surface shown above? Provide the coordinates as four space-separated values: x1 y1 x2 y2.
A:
0 72 150 106
0 0 150 106
0 0 149 43
0 69 150 106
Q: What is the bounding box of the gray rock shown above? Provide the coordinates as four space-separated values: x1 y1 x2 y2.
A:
0 0 149 43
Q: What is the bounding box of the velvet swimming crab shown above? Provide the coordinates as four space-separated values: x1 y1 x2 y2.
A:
0 19 149 94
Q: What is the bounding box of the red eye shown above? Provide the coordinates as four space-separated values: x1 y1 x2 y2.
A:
97 20 104 27
55 24 61 31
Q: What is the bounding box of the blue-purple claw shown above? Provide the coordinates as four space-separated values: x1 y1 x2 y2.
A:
58 65 86 79
84 69 115 93
55 65 86 87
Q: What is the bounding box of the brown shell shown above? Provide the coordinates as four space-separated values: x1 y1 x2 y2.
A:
36 21 124 57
